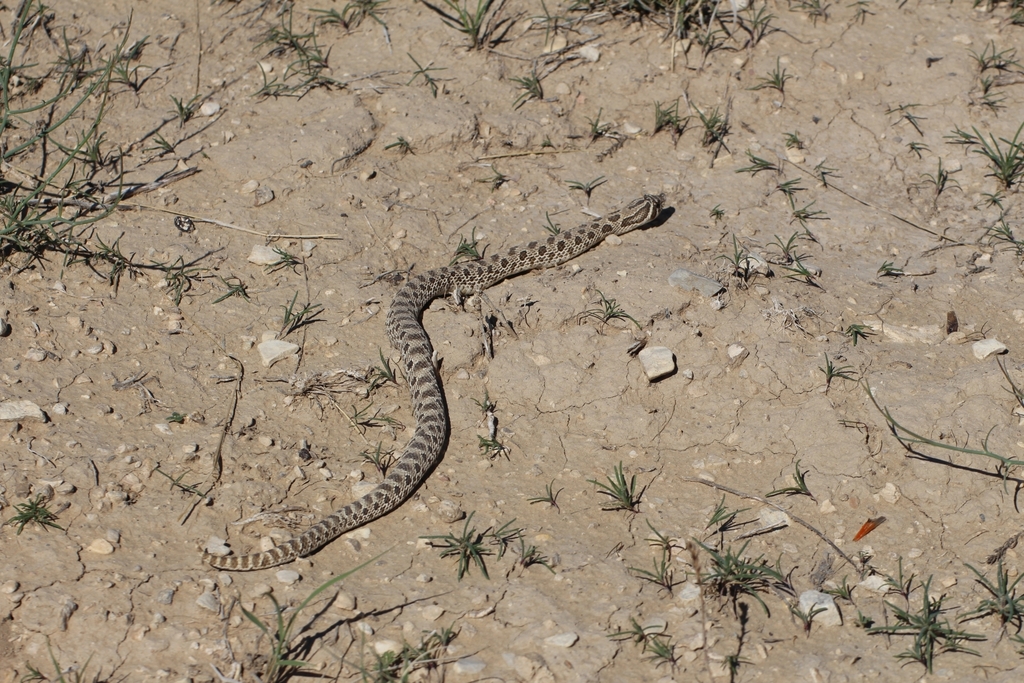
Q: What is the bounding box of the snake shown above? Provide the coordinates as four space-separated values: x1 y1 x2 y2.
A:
204 193 664 570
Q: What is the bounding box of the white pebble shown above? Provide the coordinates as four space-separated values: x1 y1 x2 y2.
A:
374 639 402 655
453 656 487 674
972 338 1007 360
51 403 68 415
798 590 842 627
153 423 173 436
23 348 47 362
199 101 220 117
544 632 579 648
258 339 300 367
638 347 676 381
1 581 19 594
276 569 301 585
578 45 600 62
0 400 47 422
250 583 273 598
422 605 445 621
727 343 748 361
85 538 115 555
195 592 220 612
333 591 356 611
241 180 260 195
205 537 231 556
247 244 278 264
879 482 901 504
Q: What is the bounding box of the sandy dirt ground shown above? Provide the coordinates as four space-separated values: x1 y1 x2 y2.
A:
3 0 1024 680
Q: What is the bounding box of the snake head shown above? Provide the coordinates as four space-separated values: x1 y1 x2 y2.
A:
614 193 665 234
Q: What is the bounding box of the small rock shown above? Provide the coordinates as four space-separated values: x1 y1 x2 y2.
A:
879 482 901 504
453 656 487 674
195 592 220 612
85 538 115 555
276 570 301 585
0 318 10 337
155 588 175 604
254 186 275 206
437 500 464 523
84 343 103 355
258 435 274 448
422 604 445 621
51 403 68 415
578 45 600 62
258 339 300 367
153 423 173 436
819 499 837 514
374 639 402 655
1 581 19 594
622 122 642 135
247 244 279 265
0 400 47 422
23 348 47 362
205 537 231 556
740 252 771 275
199 101 220 117
352 480 376 497
727 343 749 363
669 268 725 297
544 632 579 648
676 582 701 603
757 507 790 530
972 338 1007 360
798 590 842 627
105 529 120 544
333 590 357 611
785 147 805 164
251 583 274 598
638 347 676 381
859 575 891 595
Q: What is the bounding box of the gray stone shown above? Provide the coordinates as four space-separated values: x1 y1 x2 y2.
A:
669 268 725 297
973 338 1008 360
544 632 579 648
638 347 676 381
798 590 842 627
258 339 300 367
453 656 487 674
275 569 301 585
0 400 47 422
248 245 279 265
195 592 220 612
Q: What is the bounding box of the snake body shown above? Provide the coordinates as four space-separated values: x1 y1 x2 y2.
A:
205 193 663 570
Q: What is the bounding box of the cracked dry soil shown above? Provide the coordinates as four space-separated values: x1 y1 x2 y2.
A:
2 0 1024 681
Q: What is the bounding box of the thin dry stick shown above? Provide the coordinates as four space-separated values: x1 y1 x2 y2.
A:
475 148 575 161
682 477 859 571
781 158 963 245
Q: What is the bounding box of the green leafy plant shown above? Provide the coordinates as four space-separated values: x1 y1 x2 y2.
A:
749 57 791 94
579 290 640 328
280 292 324 337
528 480 563 511
422 511 492 579
243 555 379 682
511 68 543 108
588 461 644 512
566 176 607 200
766 459 813 498
653 98 686 139
866 577 984 673
420 0 510 49
735 150 779 175
699 540 789 616
820 353 857 391
451 227 482 264
4 495 64 535
407 53 445 97
845 323 874 346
